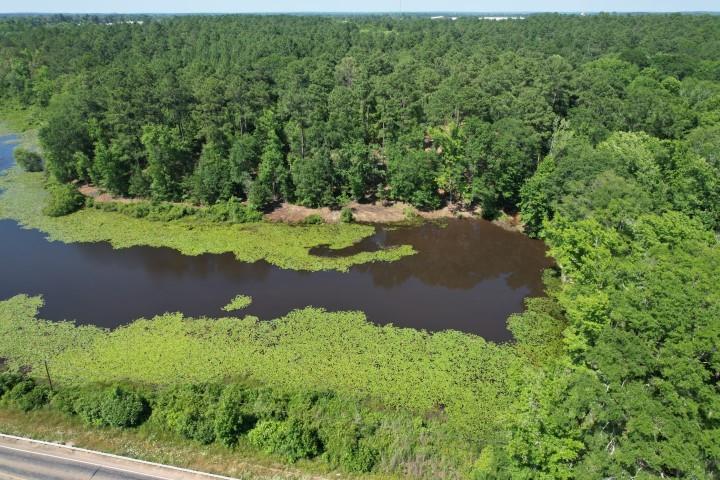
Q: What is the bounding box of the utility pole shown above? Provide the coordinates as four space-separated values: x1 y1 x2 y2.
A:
43 359 54 392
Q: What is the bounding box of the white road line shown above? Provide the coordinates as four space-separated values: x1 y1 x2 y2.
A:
0 444 172 480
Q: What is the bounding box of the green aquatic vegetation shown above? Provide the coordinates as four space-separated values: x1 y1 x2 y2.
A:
0 295 104 369
0 105 41 142
0 294 531 441
222 294 253 312
0 169 415 271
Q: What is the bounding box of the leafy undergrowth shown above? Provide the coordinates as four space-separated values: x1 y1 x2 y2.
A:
0 169 415 271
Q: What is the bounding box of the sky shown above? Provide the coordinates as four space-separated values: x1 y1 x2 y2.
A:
1 0 718 13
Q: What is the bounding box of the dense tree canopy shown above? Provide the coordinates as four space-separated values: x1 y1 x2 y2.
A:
1 13 719 479
504 212 720 479
1 13 718 216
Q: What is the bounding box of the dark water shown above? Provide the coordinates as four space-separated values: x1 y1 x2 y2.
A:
0 134 553 341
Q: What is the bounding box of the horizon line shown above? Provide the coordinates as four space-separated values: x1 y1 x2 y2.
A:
1 10 719 14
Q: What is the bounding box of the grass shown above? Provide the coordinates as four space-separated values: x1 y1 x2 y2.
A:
0 408 377 480
223 294 253 312
0 104 40 134
0 295 530 442
0 169 415 271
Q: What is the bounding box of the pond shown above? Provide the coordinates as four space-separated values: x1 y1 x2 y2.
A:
0 134 553 341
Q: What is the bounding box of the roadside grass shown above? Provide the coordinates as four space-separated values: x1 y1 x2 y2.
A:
0 169 415 271
0 407 384 480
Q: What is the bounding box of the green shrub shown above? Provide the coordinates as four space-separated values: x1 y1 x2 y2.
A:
72 389 104 426
99 385 149 428
152 384 220 444
340 207 354 223
44 183 84 217
248 419 321 462
5 379 50 411
214 384 256 447
92 198 261 225
247 388 289 421
403 206 421 222
92 201 151 219
343 440 377 472
315 397 380 472
320 421 379 472
93 201 118 212
147 203 196 222
123 202 151 219
65 385 149 428
48 387 82 416
203 197 262 224
301 214 324 225
128 169 151 198
387 148 441 210
13 148 43 172
0 372 24 398
0 376 412 472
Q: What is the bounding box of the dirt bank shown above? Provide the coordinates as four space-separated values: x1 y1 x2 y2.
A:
78 184 140 204
265 200 480 224
78 183 524 231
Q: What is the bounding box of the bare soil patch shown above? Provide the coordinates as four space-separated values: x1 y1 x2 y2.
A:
264 203 340 223
492 213 524 233
266 200 481 224
78 184 522 229
78 184 139 204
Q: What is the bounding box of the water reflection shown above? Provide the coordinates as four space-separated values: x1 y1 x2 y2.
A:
0 135 553 341
354 220 550 291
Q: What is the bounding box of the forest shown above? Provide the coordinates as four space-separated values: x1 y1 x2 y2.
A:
0 12 719 480
0 13 717 223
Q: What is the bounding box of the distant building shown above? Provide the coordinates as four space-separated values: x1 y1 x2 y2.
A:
479 16 526 21
104 20 144 26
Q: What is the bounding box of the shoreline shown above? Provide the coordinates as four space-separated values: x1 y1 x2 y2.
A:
1 123 524 232
80 181 525 231
0 168 416 272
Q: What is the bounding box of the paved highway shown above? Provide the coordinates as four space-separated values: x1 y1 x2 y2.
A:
0 444 158 479
0 435 236 480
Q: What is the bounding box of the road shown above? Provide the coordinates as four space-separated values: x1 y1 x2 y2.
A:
0 434 238 480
